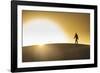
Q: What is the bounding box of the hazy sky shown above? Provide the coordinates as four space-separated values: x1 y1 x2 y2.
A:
22 10 90 45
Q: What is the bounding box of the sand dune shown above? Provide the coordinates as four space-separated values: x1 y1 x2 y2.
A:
22 43 90 62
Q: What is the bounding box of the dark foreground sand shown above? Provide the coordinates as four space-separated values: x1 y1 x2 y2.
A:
22 43 90 62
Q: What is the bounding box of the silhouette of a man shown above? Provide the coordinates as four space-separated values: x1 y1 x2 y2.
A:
74 33 79 44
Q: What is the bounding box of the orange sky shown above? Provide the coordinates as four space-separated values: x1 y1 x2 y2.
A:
22 10 90 44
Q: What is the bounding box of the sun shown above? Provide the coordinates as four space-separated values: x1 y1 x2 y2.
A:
23 18 67 46
38 43 45 46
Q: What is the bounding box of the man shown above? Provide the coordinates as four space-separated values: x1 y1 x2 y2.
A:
74 33 79 44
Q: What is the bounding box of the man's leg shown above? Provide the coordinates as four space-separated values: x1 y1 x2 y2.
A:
77 40 78 44
75 39 77 44
76 40 78 44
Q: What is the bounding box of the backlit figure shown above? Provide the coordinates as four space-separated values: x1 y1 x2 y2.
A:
74 33 79 44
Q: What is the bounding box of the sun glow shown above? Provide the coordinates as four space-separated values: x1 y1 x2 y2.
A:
23 18 67 46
